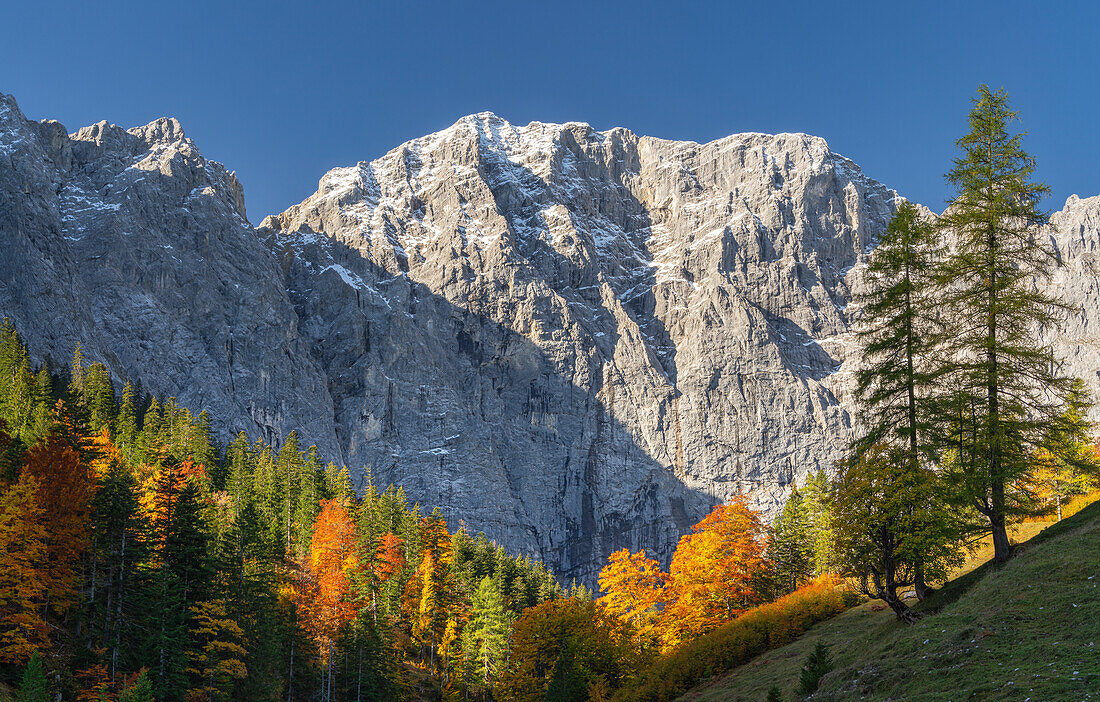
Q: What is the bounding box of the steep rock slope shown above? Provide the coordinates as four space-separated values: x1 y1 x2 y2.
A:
0 94 340 459
4 94 1099 585
262 114 900 581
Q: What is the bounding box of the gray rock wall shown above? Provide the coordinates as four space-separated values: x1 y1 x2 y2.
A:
3 96 1098 584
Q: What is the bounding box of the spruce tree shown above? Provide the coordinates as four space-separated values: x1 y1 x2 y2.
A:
16 651 49 702
83 362 117 435
115 381 139 461
118 670 155 702
795 641 833 697
768 487 812 595
937 85 1079 563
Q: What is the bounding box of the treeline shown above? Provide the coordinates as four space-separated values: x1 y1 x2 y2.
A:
0 320 574 702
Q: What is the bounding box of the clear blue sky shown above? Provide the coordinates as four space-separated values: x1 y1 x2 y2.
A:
3 0 1096 221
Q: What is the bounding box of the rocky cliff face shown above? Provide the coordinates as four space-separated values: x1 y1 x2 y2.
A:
260 113 899 581
0 94 340 460
3 95 1098 584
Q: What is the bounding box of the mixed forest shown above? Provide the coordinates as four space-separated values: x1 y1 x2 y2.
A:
2 86 1099 702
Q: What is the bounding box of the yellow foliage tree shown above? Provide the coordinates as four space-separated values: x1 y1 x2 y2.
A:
657 498 768 650
185 600 248 702
0 473 49 665
597 548 667 645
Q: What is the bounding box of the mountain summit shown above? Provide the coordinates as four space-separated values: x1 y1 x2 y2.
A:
3 95 1098 583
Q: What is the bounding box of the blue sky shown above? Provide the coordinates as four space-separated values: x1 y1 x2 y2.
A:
3 1 1096 220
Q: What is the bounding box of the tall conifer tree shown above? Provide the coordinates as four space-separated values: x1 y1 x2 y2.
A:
937 85 1079 563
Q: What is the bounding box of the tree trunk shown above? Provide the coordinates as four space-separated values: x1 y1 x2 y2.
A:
914 563 932 602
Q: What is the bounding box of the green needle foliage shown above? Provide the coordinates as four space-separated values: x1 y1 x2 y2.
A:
795 641 833 697
936 85 1078 563
855 201 943 461
16 651 49 702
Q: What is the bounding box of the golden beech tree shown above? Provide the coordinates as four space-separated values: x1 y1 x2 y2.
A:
597 548 667 643
0 473 50 666
298 498 361 700
22 425 97 614
658 498 768 649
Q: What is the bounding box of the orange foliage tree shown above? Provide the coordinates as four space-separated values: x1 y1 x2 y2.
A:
22 410 97 615
657 498 768 650
297 498 361 701
0 473 49 665
360 531 405 622
597 548 667 645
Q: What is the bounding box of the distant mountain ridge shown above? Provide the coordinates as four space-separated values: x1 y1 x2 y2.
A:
3 93 1098 584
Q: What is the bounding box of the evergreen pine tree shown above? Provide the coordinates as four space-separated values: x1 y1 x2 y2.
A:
115 381 139 461
83 362 117 435
795 641 833 697
118 670 155 702
764 686 782 702
16 650 49 702
768 486 813 595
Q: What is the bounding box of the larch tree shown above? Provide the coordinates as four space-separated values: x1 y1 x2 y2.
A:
936 85 1085 563
853 201 945 597
465 576 512 685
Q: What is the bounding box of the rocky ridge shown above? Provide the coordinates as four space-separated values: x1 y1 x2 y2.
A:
3 96 1098 583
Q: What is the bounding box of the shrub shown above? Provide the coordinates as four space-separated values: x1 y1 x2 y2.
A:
616 576 857 702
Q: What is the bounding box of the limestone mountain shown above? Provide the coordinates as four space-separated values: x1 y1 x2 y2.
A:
3 94 1097 583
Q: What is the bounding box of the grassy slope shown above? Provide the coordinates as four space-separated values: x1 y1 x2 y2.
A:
680 501 1100 701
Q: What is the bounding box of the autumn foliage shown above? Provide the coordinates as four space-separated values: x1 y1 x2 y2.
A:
618 576 857 702
498 598 639 702
598 497 770 652
0 473 49 665
298 499 362 662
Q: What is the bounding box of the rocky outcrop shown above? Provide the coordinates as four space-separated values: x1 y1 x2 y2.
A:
0 94 340 459
3 95 1098 584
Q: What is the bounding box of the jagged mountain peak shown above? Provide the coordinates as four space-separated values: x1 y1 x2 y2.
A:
5 94 1100 585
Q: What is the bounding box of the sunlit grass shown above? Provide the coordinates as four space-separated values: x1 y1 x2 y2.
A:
679 499 1100 701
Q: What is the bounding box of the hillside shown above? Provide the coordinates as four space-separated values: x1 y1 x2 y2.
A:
680 501 1100 701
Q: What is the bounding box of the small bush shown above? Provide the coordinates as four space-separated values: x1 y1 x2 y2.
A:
616 576 856 701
